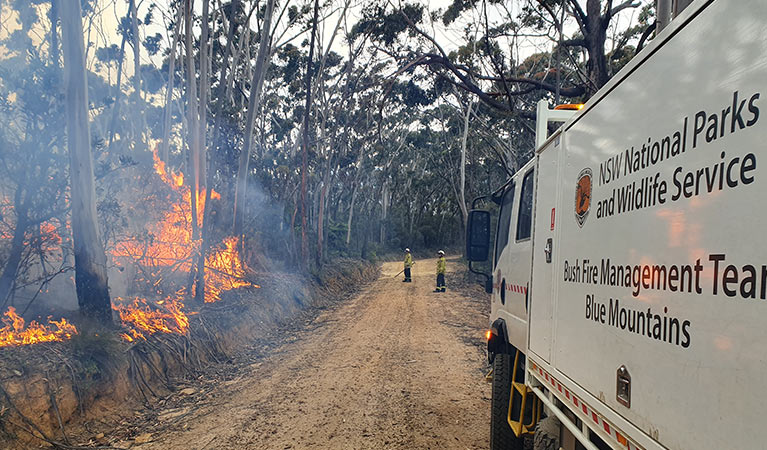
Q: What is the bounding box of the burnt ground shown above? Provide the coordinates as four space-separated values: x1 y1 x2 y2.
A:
73 257 493 449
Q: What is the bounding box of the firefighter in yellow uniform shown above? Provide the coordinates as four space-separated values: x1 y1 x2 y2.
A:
403 248 413 282
435 250 446 292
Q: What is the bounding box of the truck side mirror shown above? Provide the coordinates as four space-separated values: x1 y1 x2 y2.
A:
466 210 491 262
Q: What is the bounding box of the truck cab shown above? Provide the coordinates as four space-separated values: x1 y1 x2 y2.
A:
490 159 535 355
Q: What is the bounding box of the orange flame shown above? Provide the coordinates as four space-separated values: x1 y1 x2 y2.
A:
153 151 184 188
0 307 78 347
113 293 190 342
38 221 62 253
204 236 252 302
112 148 254 305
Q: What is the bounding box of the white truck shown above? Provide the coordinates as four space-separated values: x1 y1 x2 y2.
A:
465 1 767 449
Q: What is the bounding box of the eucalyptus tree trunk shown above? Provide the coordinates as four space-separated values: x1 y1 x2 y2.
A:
233 0 276 237
316 118 329 265
107 28 127 147
61 0 112 323
317 160 331 265
345 144 365 246
312 0 351 265
160 5 183 163
50 0 59 67
458 99 473 231
300 0 320 263
197 0 237 302
585 0 609 95
184 0 201 240
226 14 250 103
210 0 237 159
192 0 213 303
129 0 144 144
656 0 672 33
345 185 357 247
0 212 27 308
380 182 389 244
198 0 210 190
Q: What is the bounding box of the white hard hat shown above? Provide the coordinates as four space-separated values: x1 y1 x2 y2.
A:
405 248 410 252
438 250 445 255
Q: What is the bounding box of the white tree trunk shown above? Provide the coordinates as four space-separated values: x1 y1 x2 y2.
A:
198 0 210 192
184 0 201 237
380 181 388 243
61 0 112 323
233 0 276 236
226 15 250 103
458 99 473 230
345 185 357 246
160 5 183 163
129 0 144 144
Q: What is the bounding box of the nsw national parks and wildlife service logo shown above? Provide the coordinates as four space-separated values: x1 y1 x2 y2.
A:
574 168 592 227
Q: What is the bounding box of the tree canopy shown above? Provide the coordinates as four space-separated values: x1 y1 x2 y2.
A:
0 0 655 319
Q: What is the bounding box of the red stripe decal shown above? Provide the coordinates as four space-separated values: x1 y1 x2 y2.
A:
537 366 639 450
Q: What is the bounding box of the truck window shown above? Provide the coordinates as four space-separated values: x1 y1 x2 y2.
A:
516 170 534 241
494 183 515 265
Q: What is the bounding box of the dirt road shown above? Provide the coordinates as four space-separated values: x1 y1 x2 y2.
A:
132 257 490 449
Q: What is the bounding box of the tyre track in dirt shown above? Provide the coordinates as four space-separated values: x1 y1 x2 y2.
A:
132 257 490 449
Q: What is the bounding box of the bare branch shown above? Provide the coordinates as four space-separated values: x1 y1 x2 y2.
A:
610 0 641 18
565 0 588 33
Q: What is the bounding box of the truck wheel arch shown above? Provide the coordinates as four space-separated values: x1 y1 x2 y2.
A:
488 318 513 363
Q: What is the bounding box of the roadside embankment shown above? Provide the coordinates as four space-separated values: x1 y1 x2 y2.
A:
0 259 378 449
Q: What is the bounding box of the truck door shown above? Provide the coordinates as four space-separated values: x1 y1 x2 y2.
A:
528 135 563 363
493 162 535 351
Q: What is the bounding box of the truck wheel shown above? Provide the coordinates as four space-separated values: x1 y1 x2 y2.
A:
533 416 560 450
490 352 524 450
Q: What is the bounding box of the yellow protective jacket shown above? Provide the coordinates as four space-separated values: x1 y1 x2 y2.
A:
404 253 413 268
437 257 446 274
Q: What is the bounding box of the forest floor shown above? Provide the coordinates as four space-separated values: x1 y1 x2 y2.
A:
99 257 492 449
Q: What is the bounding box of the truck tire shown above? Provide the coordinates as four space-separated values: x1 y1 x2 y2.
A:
490 352 524 450
533 416 560 450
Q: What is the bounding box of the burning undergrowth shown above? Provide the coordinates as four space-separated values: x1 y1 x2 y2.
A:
0 306 77 346
108 148 259 341
0 147 257 348
112 292 191 342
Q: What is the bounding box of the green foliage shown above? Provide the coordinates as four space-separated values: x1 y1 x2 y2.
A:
70 331 124 385
140 64 165 93
143 33 163 56
350 3 424 46
96 44 121 64
327 221 348 253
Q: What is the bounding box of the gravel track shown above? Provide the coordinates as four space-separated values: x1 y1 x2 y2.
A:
132 257 490 450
